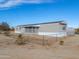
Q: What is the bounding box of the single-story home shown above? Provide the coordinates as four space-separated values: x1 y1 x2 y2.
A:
15 21 75 37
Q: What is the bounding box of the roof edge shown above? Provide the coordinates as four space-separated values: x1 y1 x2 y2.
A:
17 20 66 27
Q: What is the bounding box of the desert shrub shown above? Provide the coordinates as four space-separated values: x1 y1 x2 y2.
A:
0 31 1 34
16 34 26 45
59 40 64 45
4 31 10 36
75 28 79 34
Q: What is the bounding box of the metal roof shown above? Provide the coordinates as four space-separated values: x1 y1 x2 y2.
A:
17 20 66 27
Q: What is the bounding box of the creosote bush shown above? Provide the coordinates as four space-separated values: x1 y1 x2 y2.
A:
59 40 64 45
16 34 26 45
4 31 10 36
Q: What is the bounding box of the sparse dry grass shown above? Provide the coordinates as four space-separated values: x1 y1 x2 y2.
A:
0 33 79 59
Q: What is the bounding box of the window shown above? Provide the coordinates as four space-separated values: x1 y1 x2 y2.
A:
63 26 66 30
33 27 35 33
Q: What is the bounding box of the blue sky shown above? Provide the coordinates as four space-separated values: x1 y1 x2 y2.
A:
0 0 79 28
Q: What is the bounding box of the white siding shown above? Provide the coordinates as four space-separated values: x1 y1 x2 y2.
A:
39 23 66 32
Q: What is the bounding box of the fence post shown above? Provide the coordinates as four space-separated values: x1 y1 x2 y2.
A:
56 34 58 42
27 34 30 43
42 32 45 46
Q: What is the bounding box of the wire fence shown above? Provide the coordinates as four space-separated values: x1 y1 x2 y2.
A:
0 30 75 46
21 33 62 46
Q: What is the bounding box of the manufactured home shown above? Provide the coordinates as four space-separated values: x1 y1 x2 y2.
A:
15 21 68 37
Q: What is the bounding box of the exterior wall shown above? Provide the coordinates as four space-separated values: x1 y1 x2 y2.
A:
23 27 39 34
15 26 39 34
15 26 23 33
66 28 75 36
15 22 67 37
39 23 66 32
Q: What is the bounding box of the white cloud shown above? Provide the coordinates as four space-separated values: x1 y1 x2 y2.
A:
22 0 53 3
0 0 21 8
0 0 55 9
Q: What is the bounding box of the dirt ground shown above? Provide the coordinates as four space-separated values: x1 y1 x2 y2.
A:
0 34 79 59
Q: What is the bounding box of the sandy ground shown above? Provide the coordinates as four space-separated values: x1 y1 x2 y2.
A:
0 34 79 59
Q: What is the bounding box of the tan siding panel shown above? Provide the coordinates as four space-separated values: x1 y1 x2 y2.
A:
39 23 65 32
